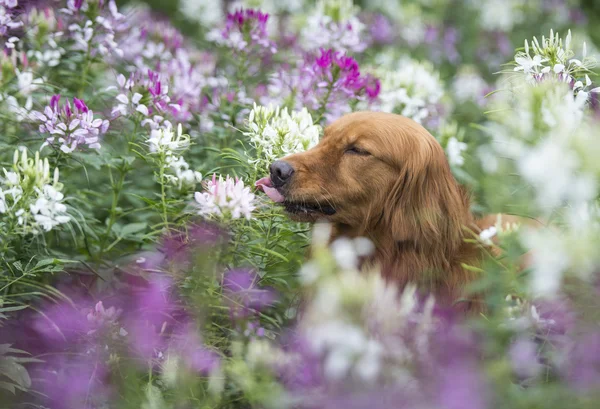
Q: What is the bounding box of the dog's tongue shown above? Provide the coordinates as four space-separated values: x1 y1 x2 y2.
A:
255 177 285 203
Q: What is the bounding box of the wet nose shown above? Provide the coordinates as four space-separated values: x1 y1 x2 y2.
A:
270 160 295 188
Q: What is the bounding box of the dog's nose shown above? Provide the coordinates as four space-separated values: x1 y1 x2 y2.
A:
270 160 295 188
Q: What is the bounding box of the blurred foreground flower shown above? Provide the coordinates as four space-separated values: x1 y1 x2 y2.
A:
195 174 256 220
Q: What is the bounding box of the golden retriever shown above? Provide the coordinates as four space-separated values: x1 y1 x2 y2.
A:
257 111 495 310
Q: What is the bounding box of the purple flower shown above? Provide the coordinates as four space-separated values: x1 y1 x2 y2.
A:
369 14 395 45
0 0 23 37
223 269 277 318
299 48 380 122
563 330 600 391
33 95 109 153
170 323 220 374
208 8 276 54
37 354 111 409
111 70 182 120
509 337 542 379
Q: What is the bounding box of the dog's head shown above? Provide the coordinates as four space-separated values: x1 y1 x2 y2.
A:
257 111 468 249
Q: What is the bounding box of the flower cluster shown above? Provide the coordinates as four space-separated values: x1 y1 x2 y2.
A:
301 0 367 53
452 66 492 106
372 58 446 128
34 95 108 153
0 0 21 41
0 149 69 235
300 48 380 121
147 124 201 190
244 103 321 172
195 174 256 220
208 8 276 54
513 30 599 101
62 0 125 58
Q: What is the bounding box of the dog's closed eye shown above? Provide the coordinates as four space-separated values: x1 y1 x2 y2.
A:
345 146 371 156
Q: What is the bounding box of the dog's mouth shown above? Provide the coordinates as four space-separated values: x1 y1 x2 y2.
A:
283 201 336 216
255 177 336 216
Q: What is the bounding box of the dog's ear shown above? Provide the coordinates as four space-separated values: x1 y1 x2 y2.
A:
384 140 469 257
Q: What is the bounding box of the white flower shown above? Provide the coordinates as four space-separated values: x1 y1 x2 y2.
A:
148 124 190 155
511 30 598 101
15 69 44 95
300 0 366 53
445 137 468 167
371 58 445 126
473 0 523 31
0 149 69 235
521 228 570 297
179 0 224 27
30 184 70 232
452 68 489 104
194 174 256 220
244 103 321 171
479 226 497 245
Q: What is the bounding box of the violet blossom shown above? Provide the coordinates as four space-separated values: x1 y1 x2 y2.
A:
111 70 181 121
0 0 21 39
208 8 276 54
299 48 380 122
34 95 109 153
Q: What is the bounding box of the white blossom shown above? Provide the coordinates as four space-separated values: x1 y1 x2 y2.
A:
371 58 445 127
194 174 256 220
244 103 321 171
446 137 468 167
0 149 69 235
300 0 366 53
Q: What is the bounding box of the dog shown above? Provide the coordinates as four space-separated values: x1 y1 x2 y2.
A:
256 111 502 310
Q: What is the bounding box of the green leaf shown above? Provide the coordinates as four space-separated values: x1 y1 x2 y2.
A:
0 358 31 389
33 258 58 270
120 222 148 237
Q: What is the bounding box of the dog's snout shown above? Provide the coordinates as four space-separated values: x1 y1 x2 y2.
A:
270 160 295 188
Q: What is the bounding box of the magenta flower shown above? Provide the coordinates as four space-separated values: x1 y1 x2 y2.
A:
111 70 182 121
223 269 276 320
208 8 276 54
299 48 380 121
33 95 109 153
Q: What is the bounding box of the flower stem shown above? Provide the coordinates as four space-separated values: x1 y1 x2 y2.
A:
315 81 335 124
79 44 93 95
158 156 169 230
97 166 126 261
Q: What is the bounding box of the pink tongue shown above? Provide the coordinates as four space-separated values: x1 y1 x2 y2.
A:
255 177 285 203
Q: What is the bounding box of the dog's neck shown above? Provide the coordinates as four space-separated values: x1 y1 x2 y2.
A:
330 215 482 309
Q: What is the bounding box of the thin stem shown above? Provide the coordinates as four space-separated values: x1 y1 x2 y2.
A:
158 155 169 229
97 167 126 260
79 43 93 95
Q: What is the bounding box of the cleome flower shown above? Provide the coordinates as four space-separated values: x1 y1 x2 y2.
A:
371 57 446 128
147 124 202 190
194 174 256 221
301 48 380 121
207 8 276 54
33 95 109 153
0 149 69 235
301 0 367 53
512 29 600 101
244 103 321 172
